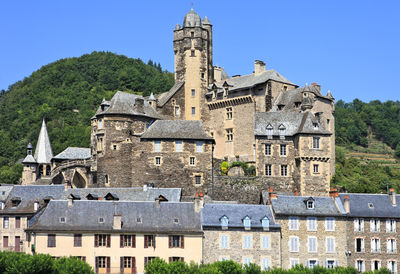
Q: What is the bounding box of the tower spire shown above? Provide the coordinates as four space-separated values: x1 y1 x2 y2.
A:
34 118 53 164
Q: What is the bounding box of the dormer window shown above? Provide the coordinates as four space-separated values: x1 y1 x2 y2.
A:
243 216 251 229
137 217 142 223
313 123 319 130
368 203 374 209
278 105 284 110
12 199 21 207
262 217 270 230
266 124 273 139
98 217 104 223
278 124 286 139
306 200 315 209
174 218 179 224
59 217 66 223
220 216 229 228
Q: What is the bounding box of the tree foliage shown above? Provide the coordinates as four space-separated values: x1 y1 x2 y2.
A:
0 51 174 183
144 259 390 274
0 251 93 274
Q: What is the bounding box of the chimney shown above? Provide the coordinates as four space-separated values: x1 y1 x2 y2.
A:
155 198 160 208
344 195 350 213
64 181 71 191
267 186 277 204
389 188 396 206
214 66 222 82
134 98 145 114
311 82 321 93
0 201 4 210
194 193 204 213
329 188 339 198
68 196 73 207
254 60 266 75
294 188 299 197
113 215 122 230
143 184 148 192
98 197 102 201
34 200 39 212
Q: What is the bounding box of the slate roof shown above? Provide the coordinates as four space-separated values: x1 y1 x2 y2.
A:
141 120 214 141
28 200 202 233
0 185 13 201
254 111 331 136
157 81 185 107
53 147 91 160
270 195 343 216
339 193 400 218
22 154 37 164
66 187 181 202
0 185 65 214
254 112 331 137
94 91 161 119
201 203 280 228
183 8 202 27
34 120 53 164
210 70 296 92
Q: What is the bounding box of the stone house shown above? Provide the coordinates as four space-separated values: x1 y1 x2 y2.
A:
269 193 347 269
339 191 400 273
26 200 203 274
201 203 281 270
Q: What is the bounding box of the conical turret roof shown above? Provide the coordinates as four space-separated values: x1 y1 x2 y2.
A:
183 8 201 27
34 119 53 164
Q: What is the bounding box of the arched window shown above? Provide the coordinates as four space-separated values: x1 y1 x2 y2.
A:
220 216 229 228
243 216 251 229
262 217 270 229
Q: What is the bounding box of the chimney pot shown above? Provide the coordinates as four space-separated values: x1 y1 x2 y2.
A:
389 189 396 206
344 195 350 213
329 188 339 198
113 215 122 230
254 60 266 75
194 195 203 213
294 188 299 196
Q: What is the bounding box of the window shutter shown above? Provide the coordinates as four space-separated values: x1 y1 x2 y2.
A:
144 236 148 248
169 257 172 263
107 235 111 248
120 257 124 273
181 236 184 249
106 257 110 273
95 257 99 271
131 257 136 274
371 239 374 251
132 235 136 248
181 257 184 262
82 256 86 262
387 239 390 252
94 234 98 247
120 235 123 248
144 257 148 265
394 240 397 252
361 219 364 231
168 236 172 248
154 236 156 248
370 220 373 232
386 220 391 232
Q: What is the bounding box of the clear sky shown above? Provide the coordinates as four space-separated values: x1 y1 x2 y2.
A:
1 0 399 102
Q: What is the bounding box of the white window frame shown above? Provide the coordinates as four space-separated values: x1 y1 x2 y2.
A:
220 234 229 249
289 217 299 230
243 216 251 229
387 238 397 253
196 141 203 152
281 165 288 176
265 164 272 176
308 236 317 253
355 238 364 253
175 140 183 152
290 258 299 268
154 140 161 152
265 144 271 155
371 238 380 253
307 217 317 231
354 218 364 232
289 236 299 252
313 137 320 149
356 260 364 272
326 237 335 253
370 219 380 232
243 235 252 249
371 260 381 271
243 257 252 266
261 235 271 249
386 219 396 233
189 157 195 166
280 144 286 156
325 217 335 231
261 257 270 271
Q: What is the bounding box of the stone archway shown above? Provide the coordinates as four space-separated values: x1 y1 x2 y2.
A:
52 173 65 185
71 171 87 188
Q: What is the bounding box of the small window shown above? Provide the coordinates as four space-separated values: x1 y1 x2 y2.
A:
368 203 374 209
220 235 229 249
243 216 251 229
313 137 320 149
155 157 161 166
283 85 288 91
226 107 233 120
226 129 233 141
191 32 194 38
174 218 179 224
265 144 271 155
190 157 195 166
191 89 195 97
196 141 203 152
3 217 9 228
136 217 142 223
265 164 272 176
175 140 183 152
201 72 205 79
313 123 319 130
191 50 195 57
313 164 319 174
243 235 252 249
191 107 196 116
307 200 314 209
174 106 180 117
154 140 161 152
195 175 202 185
113 145 117 150
266 124 273 138
280 144 286 156
59 217 66 223
48 234 56 248
261 217 270 229
220 216 229 227
281 165 288 176
98 217 104 223
278 124 286 138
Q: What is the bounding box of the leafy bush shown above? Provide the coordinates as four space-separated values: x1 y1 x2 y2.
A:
221 161 229 176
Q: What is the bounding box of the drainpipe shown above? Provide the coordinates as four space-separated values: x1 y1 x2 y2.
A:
211 143 214 200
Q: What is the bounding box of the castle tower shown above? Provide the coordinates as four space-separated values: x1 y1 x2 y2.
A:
22 143 37 185
173 8 213 120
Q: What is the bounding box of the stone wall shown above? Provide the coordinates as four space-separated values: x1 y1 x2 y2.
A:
203 228 281 268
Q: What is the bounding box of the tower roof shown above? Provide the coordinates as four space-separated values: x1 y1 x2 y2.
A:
183 8 201 27
34 119 53 164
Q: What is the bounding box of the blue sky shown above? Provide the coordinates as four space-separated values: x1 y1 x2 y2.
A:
1 0 399 102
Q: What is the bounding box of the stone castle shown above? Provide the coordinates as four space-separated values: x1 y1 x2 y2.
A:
21 8 335 199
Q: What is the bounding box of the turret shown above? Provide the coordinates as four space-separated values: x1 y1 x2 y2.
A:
148 93 157 109
173 8 213 120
